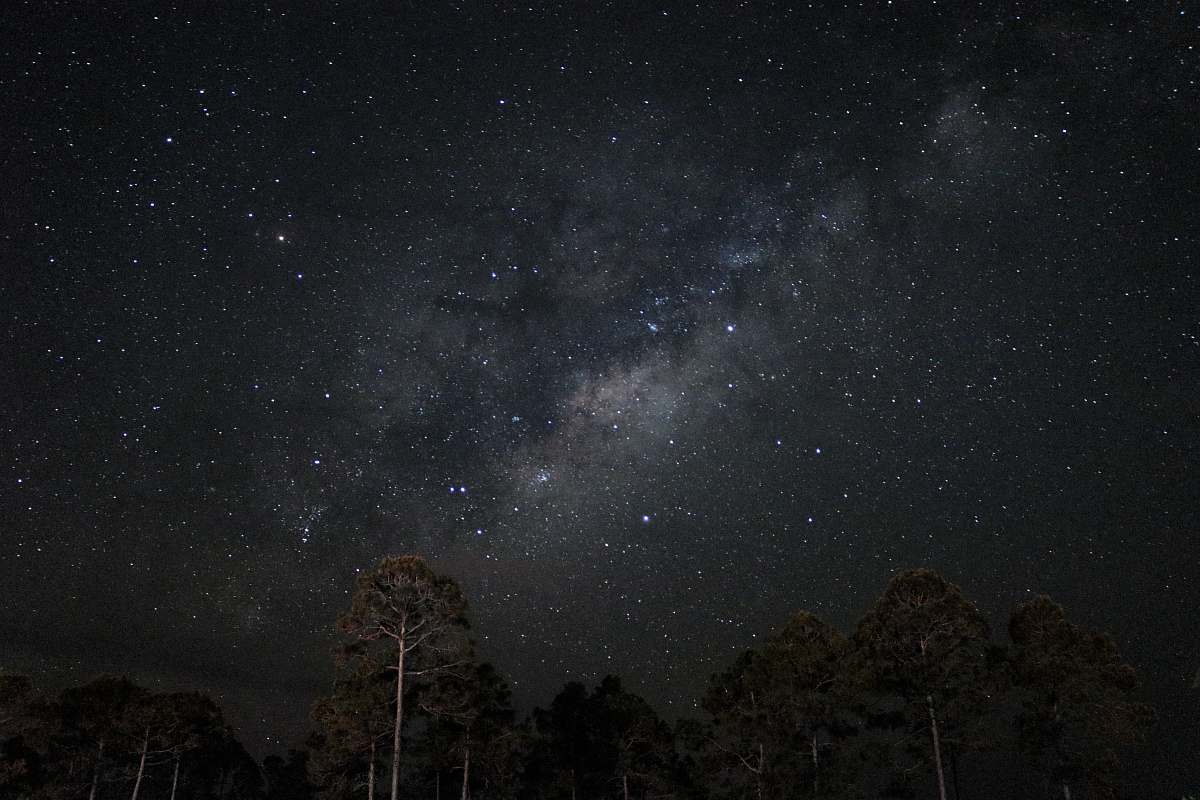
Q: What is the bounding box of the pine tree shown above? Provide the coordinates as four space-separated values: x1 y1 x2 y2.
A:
417 662 517 800
690 651 772 800
60 676 151 800
588 677 676 800
0 673 49 797
312 653 394 800
263 750 314 800
757 611 854 797
529 678 675 800
215 738 265 800
337 556 470 800
154 692 226 800
528 682 591 800
1008 595 1151 800
853 569 991 800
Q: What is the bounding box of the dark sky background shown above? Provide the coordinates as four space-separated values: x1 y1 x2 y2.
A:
2 1 1197 795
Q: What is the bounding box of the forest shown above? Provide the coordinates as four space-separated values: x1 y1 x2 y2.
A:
1 559 1155 800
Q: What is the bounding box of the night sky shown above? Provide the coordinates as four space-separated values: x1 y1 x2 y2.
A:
3 2 1197 794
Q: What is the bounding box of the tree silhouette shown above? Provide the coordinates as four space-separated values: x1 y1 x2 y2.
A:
528 678 675 800
528 682 591 800
0 673 48 797
588 677 675 800
690 650 772 800
853 569 992 800
757 610 854 797
59 676 150 800
1008 595 1151 800
312 652 394 800
337 556 470 800
263 750 313 800
154 692 226 800
417 661 517 800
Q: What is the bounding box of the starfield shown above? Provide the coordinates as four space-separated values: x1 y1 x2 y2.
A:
2 3 1196 798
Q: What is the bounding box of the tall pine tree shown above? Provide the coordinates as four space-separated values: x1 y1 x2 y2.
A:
338 556 470 800
1008 595 1151 800
853 569 991 800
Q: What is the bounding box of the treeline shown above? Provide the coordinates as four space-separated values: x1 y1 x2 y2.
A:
0 675 265 800
1 560 1152 800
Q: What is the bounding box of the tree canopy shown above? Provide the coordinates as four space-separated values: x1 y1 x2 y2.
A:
3 564 1156 800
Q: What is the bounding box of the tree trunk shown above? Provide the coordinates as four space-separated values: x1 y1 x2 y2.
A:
811 734 819 796
392 631 406 800
368 737 376 800
170 755 181 800
1054 702 1069 800
757 743 764 800
460 743 470 800
130 727 150 800
927 695 948 800
950 746 961 800
89 739 105 800
622 772 629 800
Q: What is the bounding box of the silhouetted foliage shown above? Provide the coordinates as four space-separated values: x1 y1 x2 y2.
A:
310 652 393 800
1008 595 1152 799
0 673 49 799
526 678 676 800
417 661 520 800
853 569 994 800
756 611 857 797
687 611 858 800
264 750 313 800
335 556 470 800
0 674 256 800
3 563 1157 800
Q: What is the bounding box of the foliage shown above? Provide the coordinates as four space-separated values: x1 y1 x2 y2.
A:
1008 595 1153 799
0 673 258 800
688 611 860 800
852 568 995 797
526 677 676 800
333 555 471 800
2 564 1157 800
310 652 394 800
414 660 523 800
